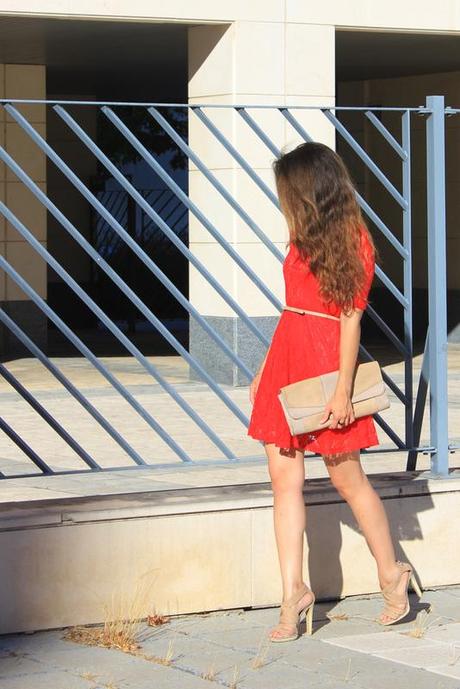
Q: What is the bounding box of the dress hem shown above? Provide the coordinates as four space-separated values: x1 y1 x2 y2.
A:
247 430 380 458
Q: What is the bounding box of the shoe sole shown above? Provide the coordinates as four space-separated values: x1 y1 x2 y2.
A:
378 572 423 625
269 603 314 642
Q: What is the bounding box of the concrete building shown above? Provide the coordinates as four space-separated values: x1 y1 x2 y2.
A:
0 3 459 380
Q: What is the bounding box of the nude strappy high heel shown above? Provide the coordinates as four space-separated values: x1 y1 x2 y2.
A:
377 560 423 626
269 582 315 642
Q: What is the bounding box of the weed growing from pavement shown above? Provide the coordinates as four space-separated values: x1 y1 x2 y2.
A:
64 569 166 654
229 664 241 688
251 632 270 669
201 661 217 681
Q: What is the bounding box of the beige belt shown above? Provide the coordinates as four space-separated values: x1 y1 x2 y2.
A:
283 305 340 322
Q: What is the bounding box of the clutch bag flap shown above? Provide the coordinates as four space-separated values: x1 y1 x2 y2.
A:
278 361 386 421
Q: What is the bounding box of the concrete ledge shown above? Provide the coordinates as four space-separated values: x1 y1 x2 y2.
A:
0 468 459 634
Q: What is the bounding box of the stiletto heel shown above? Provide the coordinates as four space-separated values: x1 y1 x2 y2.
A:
378 560 422 626
305 600 315 636
409 573 423 599
269 582 315 642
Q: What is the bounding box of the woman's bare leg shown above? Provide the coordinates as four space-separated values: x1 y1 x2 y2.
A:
265 442 314 639
322 449 410 623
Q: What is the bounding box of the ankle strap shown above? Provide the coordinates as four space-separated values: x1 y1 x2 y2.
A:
283 305 340 322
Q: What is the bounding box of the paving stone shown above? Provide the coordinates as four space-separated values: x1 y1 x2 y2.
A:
23 642 166 686
424 622 460 643
188 623 276 653
428 663 460 680
322 629 447 653
288 651 460 689
0 653 46 679
4 589 460 688
375 643 458 668
0 669 93 689
141 634 252 679
120 663 236 689
0 630 70 654
214 658 321 689
168 609 262 634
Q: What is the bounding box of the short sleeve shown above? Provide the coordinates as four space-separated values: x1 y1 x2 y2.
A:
352 228 375 311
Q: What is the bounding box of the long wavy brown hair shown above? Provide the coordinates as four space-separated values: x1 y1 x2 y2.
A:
273 141 378 313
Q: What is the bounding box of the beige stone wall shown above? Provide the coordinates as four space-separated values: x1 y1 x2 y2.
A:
0 471 458 634
2 0 460 33
0 64 46 303
188 22 335 318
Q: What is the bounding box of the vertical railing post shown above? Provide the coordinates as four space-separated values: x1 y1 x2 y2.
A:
425 95 449 477
401 110 414 454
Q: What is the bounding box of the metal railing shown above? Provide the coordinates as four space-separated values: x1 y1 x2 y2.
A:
0 96 453 479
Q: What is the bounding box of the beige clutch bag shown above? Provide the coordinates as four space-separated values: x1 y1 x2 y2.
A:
277 360 390 435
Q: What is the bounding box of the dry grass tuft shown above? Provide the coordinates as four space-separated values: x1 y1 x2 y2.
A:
343 657 359 682
326 612 350 621
136 635 178 666
229 664 240 689
448 643 460 666
65 622 143 654
251 632 270 670
147 613 169 627
63 569 164 653
201 661 217 681
153 637 175 666
79 671 99 681
402 605 436 638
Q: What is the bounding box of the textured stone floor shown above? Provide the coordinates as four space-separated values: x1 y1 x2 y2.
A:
1 585 460 688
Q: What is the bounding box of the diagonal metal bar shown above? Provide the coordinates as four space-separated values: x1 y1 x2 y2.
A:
207 104 408 309
366 305 410 357
0 308 147 467
0 363 100 470
5 104 254 385
322 109 407 209
365 111 407 159
356 193 408 263
148 107 282 247
0 200 236 460
0 258 192 463
407 331 429 471
236 107 282 158
359 344 407 407
102 106 284 307
279 107 313 144
371 264 408 309
370 413 406 449
54 105 272 348
0 144 250 430
187 106 281 209
91 107 408 434
0 415 53 475
278 108 408 261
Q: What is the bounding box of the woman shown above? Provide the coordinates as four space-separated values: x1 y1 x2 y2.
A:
247 142 422 642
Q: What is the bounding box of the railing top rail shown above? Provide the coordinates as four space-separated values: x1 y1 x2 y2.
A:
0 98 429 112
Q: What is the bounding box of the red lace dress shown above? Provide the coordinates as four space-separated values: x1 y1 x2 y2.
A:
247 227 379 457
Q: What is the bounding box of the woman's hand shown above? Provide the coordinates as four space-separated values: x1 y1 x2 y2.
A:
320 387 355 429
249 371 262 405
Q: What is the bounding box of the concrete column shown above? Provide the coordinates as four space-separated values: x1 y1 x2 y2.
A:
188 21 335 384
0 64 47 357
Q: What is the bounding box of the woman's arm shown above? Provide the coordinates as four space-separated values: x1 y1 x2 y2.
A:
319 308 363 428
